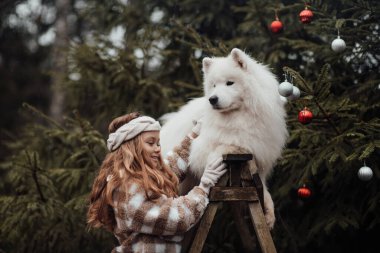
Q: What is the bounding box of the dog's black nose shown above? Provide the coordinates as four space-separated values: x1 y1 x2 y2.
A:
209 96 218 105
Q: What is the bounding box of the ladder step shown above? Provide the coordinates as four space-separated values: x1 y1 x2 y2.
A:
209 187 259 202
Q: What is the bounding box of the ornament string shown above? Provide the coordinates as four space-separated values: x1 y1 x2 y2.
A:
283 72 288 82
303 1 309 9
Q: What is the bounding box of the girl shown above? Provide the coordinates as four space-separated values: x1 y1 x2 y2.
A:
87 112 226 253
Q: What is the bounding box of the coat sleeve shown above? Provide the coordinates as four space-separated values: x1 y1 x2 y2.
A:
164 135 195 182
114 182 208 236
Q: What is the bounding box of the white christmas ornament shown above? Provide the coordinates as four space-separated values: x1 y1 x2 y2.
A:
331 36 346 52
278 81 293 97
358 166 373 181
288 86 301 100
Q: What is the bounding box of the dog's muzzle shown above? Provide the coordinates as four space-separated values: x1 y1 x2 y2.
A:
209 96 218 106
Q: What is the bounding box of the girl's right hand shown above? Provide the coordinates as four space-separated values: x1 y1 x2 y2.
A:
199 157 227 194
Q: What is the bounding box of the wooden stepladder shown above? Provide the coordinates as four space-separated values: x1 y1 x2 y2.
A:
188 154 277 253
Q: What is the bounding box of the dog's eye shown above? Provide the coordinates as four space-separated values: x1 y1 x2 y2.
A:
213 84 216 88
226 81 234 86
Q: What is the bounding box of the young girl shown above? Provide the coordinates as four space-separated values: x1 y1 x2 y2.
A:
87 112 226 253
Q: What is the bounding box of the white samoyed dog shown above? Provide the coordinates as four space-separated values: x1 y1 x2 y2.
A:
160 48 288 228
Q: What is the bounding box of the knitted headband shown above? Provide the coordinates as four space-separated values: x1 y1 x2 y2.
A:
107 116 161 151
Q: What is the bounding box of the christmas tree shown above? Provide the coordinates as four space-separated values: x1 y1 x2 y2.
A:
1 0 379 252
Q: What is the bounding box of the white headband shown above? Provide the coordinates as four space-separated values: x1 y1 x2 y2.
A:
107 116 161 151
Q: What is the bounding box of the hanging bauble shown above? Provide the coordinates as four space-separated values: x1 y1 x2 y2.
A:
358 166 373 181
331 36 346 52
278 81 293 97
288 86 301 100
298 185 311 199
270 20 283 33
299 7 313 24
298 107 313 124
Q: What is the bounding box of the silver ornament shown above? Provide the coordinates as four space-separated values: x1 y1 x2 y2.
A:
278 81 293 97
358 166 373 181
331 36 346 52
288 86 301 100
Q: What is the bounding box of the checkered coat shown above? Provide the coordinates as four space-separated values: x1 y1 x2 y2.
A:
111 135 208 253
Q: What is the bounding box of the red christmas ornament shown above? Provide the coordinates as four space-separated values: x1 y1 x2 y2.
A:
298 185 311 199
298 107 313 124
270 20 283 33
299 7 313 24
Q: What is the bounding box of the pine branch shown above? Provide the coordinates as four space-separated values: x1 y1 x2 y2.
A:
312 98 341 135
283 66 313 93
25 151 46 202
285 65 341 135
72 110 102 167
314 64 331 98
22 103 64 130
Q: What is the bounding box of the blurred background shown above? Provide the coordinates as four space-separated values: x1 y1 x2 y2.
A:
0 0 379 252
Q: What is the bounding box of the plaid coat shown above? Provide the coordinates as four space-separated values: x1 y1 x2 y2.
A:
111 135 208 253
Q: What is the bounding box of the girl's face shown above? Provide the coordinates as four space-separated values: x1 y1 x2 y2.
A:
141 131 161 168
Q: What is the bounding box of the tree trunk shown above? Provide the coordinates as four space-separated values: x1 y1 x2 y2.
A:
49 0 70 122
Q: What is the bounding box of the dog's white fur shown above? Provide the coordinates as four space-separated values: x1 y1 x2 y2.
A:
160 48 288 228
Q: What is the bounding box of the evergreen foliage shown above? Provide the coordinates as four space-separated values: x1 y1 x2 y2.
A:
0 104 114 252
1 0 379 252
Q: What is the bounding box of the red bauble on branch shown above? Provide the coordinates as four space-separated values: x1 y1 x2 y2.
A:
299 7 313 24
270 9 283 34
270 20 283 33
298 185 311 199
298 107 313 124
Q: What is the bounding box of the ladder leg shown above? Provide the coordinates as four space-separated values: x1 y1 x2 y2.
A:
188 202 219 253
247 202 277 253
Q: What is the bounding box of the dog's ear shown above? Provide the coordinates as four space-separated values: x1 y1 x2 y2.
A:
202 57 212 73
231 48 247 70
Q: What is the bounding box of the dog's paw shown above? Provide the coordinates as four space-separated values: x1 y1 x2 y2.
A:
264 207 276 230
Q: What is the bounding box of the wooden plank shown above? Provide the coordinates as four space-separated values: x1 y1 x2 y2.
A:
230 163 242 186
252 173 264 210
187 172 229 253
223 154 253 162
209 187 259 202
240 165 253 181
230 202 257 253
223 153 252 186
216 172 229 187
242 166 264 210
188 203 219 253
248 202 277 253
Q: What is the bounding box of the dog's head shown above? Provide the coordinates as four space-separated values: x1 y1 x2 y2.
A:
202 48 254 113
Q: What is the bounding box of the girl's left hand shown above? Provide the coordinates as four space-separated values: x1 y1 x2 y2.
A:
191 119 202 136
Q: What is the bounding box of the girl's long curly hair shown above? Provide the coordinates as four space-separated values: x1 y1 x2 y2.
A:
87 112 179 231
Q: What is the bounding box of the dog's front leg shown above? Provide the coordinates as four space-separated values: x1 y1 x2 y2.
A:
263 184 275 229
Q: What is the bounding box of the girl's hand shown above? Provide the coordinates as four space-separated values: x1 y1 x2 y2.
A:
190 119 202 138
199 157 227 194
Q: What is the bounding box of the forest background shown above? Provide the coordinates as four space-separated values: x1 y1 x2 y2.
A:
0 0 379 252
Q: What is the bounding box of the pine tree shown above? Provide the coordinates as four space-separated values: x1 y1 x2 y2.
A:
1 0 379 252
